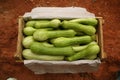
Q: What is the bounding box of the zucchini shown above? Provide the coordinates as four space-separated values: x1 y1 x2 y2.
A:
22 36 35 48
23 27 36 36
66 44 100 61
33 30 76 41
62 21 96 35
69 18 98 26
30 42 75 56
72 41 97 52
51 36 94 47
25 20 36 27
35 19 61 29
22 49 64 61
23 27 53 36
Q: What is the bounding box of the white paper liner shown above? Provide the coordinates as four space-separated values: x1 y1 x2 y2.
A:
23 7 95 19
24 59 101 74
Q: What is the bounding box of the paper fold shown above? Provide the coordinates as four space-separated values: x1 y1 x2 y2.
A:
24 59 101 74
23 7 95 19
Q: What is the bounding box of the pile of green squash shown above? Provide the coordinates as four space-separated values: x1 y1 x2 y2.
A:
22 18 100 61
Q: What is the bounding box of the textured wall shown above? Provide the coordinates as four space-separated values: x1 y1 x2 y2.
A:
0 0 120 80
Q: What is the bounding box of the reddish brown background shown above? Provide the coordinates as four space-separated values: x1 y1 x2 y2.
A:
0 0 120 80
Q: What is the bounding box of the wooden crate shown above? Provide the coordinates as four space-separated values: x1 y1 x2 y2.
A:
14 17 106 62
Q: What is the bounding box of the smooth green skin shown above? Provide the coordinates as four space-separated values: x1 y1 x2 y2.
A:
62 21 96 35
23 27 36 36
22 49 64 61
26 20 50 27
76 31 85 36
67 44 100 61
38 28 53 31
23 27 53 36
69 18 98 26
49 19 61 28
30 42 75 56
42 42 54 47
26 21 36 27
72 41 97 52
33 30 76 41
35 20 50 23
84 54 97 60
22 36 35 48
51 36 93 47
35 19 61 29
35 21 49 28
